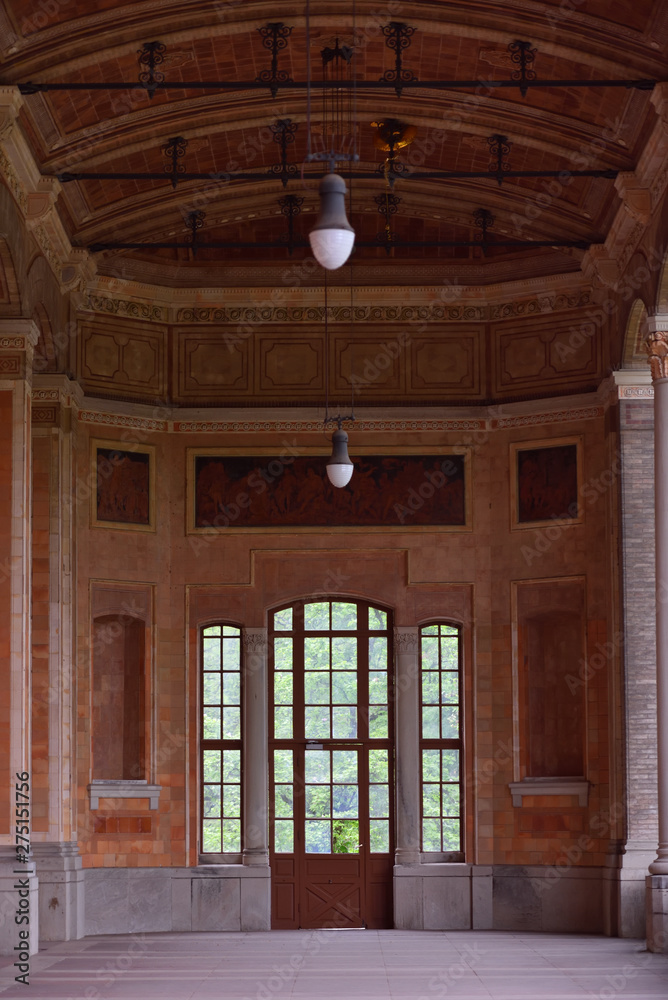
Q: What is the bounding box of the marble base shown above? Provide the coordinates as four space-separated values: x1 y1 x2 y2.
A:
84 865 271 936
0 851 38 958
646 875 668 952
394 864 492 930
31 842 84 942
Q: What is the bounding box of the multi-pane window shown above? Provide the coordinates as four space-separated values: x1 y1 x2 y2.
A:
201 624 241 855
420 622 463 857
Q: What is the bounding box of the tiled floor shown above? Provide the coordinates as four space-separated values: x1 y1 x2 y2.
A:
0 931 667 999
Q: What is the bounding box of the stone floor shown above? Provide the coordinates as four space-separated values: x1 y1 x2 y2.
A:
1 930 667 999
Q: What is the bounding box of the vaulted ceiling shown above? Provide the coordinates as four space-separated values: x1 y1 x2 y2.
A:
1 1 666 406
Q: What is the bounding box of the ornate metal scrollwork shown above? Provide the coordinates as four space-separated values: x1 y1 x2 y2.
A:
256 23 294 98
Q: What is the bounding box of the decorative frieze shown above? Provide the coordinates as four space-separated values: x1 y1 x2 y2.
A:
393 627 419 654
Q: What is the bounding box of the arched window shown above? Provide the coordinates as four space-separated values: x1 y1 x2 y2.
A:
419 622 464 860
200 624 242 858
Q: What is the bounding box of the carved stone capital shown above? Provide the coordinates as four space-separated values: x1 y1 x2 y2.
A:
644 318 668 381
243 628 268 654
393 627 419 654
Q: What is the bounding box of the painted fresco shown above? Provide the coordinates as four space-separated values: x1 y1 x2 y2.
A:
96 448 151 525
194 454 466 529
516 444 578 523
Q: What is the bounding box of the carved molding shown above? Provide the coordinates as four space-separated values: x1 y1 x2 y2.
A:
243 628 268 653
618 385 654 398
86 294 167 322
491 406 604 429
78 410 168 432
173 418 486 433
393 627 419 654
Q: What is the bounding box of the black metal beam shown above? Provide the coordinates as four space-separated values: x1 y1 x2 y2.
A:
54 168 619 183
85 237 594 252
16 78 657 95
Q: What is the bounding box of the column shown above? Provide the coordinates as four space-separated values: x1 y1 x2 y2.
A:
393 627 422 928
30 376 84 942
0 321 38 956
240 628 270 930
646 317 668 952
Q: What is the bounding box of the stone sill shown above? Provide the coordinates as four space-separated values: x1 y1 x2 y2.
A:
508 778 589 807
88 781 162 810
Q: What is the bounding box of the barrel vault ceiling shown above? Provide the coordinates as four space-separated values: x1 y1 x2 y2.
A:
0 1 666 407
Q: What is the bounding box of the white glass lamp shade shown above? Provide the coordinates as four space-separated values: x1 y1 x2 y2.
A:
326 428 354 488
309 173 355 270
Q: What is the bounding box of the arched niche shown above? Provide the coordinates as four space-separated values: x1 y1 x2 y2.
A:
622 298 650 369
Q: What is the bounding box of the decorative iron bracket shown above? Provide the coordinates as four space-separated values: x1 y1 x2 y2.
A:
256 23 294 98
138 41 166 99
508 40 537 97
374 191 401 253
186 210 206 256
278 194 304 254
487 134 512 187
163 136 188 189
473 208 495 254
380 22 417 97
268 119 299 187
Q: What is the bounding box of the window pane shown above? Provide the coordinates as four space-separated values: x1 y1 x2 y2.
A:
423 783 440 817
442 818 461 852
275 785 293 818
421 636 439 670
304 636 330 670
440 638 459 669
274 608 293 631
332 785 358 818
422 671 439 704
332 705 356 739
222 707 241 740
422 705 439 739
422 749 440 782
222 637 240 671
331 636 356 669
274 672 293 705
203 706 221 740
368 671 387 704
274 749 293 783
274 636 293 670
422 625 438 636
422 817 441 852
441 672 458 704
203 785 221 817
369 749 388 783
369 784 389 817
203 638 220 670
222 750 240 782
442 749 459 782
222 626 240 637
369 636 388 670
222 818 241 852
441 705 459 738
332 671 357 705
203 673 221 704
222 672 241 705
331 602 357 631
305 821 331 853
274 820 294 853
203 750 221 783
369 607 387 631
333 819 359 853
368 706 388 739
203 626 221 637
304 602 330 630
274 706 293 739
305 750 330 783
370 819 389 853
304 672 330 704
202 818 221 852
223 784 241 817
442 784 460 816
333 750 358 782
305 705 330 738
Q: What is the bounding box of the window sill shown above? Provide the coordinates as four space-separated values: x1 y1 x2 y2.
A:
88 780 162 810
508 778 589 807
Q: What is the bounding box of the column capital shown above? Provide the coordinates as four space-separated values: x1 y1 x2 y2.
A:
242 627 268 653
644 316 668 382
393 626 419 654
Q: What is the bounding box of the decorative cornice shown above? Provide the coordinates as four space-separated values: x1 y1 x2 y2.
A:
173 419 487 433
491 406 604 429
393 627 419 654
78 410 168 432
86 294 167 323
